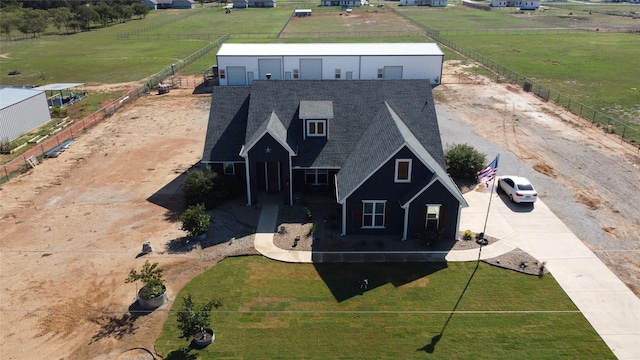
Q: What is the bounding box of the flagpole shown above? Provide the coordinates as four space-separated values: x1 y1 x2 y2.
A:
479 154 499 243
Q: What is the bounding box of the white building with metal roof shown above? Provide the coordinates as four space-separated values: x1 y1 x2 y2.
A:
0 88 51 143
215 43 444 86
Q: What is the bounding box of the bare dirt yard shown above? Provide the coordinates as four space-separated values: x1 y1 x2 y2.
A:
0 65 638 359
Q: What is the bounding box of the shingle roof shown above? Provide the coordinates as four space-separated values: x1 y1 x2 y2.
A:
241 111 296 157
202 86 250 162
202 80 465 205
242 80 444 169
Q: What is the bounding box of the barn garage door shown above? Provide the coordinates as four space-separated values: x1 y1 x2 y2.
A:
227 66 247 86
258 59 282 80
300 59 322 80
384 66 403 80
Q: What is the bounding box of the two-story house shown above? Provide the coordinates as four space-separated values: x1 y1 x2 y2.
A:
202 80 467 241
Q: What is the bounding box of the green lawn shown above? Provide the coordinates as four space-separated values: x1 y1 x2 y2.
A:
156 256 614 359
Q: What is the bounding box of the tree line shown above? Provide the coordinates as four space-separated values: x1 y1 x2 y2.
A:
1 1 150 39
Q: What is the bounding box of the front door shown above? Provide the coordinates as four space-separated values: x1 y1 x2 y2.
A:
266 162 280 193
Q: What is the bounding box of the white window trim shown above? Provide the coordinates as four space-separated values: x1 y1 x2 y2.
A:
362 200 386 229
306 119 326 137
335 69 341 79
426 204 441 229
223 162 235 175
293 69 299 79
394 159 412 183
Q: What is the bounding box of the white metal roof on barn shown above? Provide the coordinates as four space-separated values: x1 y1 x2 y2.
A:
34 83 85 91
217 43 444 57
0 88 44 110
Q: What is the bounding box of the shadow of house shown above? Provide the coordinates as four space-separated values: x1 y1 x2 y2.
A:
313 262 448 302
146 168 191 223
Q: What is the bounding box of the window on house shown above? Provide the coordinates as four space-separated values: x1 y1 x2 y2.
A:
219 69 226 79
377 69 384 79
293 69 299 79
306 120 326 137
363 201 386 228
395 159 412 183
335 69 341 79
223 162 234 175
305 169 328 185
426 205 441 230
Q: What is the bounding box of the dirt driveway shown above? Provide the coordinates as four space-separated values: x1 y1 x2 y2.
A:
0 66 638 359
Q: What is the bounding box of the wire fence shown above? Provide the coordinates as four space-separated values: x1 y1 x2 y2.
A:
437 27 640 35
390 8 640 151
1 34 230 184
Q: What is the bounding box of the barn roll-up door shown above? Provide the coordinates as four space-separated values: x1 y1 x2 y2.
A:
227 66 247 86
300 59 322 80
384 66 403 80
258 59 282 80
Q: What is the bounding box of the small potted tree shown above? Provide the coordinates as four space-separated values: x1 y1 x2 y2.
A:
176 294 218 347
125 260 167 309
180 203 212 241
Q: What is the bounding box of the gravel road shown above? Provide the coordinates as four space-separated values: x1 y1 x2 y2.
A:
434 69 640 296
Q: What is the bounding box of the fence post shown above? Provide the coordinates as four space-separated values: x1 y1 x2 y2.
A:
41 144 45 157
3 165 8 180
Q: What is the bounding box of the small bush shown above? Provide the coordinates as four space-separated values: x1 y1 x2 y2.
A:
183 168 242 209
463 229 474 241
445 144 486 182
180 203 212 237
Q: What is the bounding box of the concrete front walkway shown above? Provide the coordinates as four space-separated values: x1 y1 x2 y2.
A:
253 188 640 359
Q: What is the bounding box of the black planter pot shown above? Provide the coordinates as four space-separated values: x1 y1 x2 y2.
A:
194 328 215 347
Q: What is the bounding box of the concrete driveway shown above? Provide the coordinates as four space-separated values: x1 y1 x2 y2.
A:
460 186 640 360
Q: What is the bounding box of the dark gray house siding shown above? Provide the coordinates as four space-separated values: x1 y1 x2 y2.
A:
246 133 291 204
344 146 432 236
406 181 461 240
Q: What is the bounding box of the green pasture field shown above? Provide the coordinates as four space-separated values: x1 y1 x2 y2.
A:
548 2 640 15
446 32 640 123
395 6 560 31
139 6 295 35
1 4 637 126
0 10 211 85
156 256 614 359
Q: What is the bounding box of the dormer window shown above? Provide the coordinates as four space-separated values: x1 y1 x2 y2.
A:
395 159 412 183
300 100 333 140
307 120 326 137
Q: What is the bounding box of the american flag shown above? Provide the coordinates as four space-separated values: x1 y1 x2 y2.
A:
477 155 499 185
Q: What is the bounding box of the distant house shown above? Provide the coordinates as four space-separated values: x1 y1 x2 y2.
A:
215 43 444 86
320 0 366 6
490 0 539 9
233 0 276 8
400 0 447 6
202 80 468 241
144 0 195 10
0 88 51 143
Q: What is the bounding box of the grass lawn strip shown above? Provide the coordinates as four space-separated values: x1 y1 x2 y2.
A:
156 256 614 359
